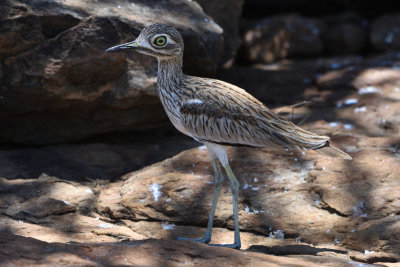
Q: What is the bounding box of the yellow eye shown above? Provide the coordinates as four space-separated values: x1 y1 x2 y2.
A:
153 36 167 47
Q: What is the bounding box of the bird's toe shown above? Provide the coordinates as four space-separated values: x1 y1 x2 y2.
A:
177 236 211 244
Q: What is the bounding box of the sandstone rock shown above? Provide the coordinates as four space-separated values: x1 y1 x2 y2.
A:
97 136 400 260
0 230 370 267
1 54 400 265
240 15 325 63
371 13 400 51
95 59 400 262
0 0 225 145
0 174 98 216
314 62 400 138
0 213 142 244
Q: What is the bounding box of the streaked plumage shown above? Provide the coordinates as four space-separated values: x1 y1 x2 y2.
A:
105 24 351 249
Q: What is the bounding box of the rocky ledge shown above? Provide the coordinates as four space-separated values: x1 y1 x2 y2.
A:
1 55 399 266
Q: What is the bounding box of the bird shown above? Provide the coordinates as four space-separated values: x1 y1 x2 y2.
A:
105 24 352 249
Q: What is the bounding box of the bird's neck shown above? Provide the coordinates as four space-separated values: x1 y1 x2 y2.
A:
157 56 183 88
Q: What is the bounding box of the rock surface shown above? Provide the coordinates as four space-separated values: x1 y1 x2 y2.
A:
240 15 325 63
371 13 400 51
196 0 244 68
0 126 197 181
96 136 400 261
0 0 228 145
1 230 375 267
1 54 400 266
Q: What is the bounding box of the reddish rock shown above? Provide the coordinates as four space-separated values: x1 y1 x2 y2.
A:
1 54 400 265
0 230 370 267
96 133 399 252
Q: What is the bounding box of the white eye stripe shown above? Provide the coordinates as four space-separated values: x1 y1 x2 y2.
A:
138 40 153 50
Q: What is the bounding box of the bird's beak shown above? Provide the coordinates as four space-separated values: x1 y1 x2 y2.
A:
104 40 139 53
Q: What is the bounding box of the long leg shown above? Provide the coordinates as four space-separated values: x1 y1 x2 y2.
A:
178 151 225 243
205 143 241 249
219 163 241 249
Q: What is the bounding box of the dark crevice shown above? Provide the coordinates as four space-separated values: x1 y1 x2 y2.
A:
111 215 277 239
315 191 349 218
350 255 398 264
319 203 349 217
40 15 81 39
249 244 348 256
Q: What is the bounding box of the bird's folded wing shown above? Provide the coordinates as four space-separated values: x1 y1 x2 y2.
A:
179 91 328 149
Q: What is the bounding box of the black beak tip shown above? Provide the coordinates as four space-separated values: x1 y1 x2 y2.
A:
104 46 119 53
104 41 137 53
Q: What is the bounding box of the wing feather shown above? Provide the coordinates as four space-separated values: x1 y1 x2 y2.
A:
177 77 350 159
179 85 328 149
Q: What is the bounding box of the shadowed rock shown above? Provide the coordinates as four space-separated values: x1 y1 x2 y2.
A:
0 0 237 145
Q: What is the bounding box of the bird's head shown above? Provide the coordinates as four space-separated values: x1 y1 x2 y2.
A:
105 24 184 59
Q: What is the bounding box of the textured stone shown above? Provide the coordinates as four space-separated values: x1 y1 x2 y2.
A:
97 134 399 255
0 126 197 180
0 230 369 267
1 54 400 265
0 175 98 217
0 0 225 145
196 0 244 68
240 15 325 63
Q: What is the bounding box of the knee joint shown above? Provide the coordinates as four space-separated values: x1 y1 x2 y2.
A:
230 179 239 191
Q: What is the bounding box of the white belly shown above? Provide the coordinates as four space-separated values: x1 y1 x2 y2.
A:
159 96 191 137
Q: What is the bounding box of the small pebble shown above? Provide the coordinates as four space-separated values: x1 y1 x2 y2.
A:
344 124 353 130
358 86 381 95
345 98 358 105
354 106 367 113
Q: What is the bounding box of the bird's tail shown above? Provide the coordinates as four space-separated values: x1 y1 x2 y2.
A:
314 141 352 160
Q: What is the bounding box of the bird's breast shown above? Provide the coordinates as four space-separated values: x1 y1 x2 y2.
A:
157 86 190 136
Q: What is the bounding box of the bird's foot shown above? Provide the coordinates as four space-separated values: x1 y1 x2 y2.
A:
177 236 211 244
208 242 241 249
178 236 241 249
